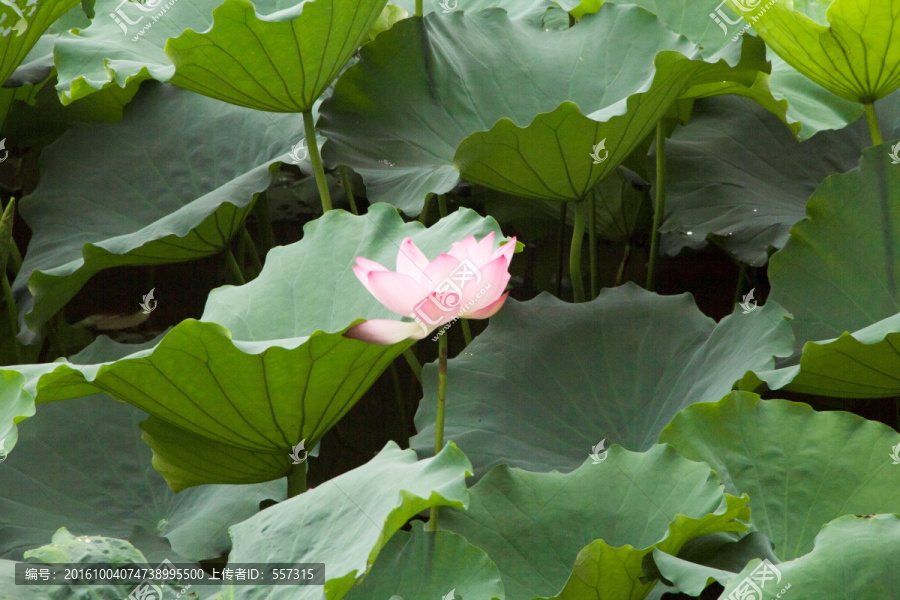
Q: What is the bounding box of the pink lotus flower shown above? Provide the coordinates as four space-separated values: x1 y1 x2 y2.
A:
345 232 516 345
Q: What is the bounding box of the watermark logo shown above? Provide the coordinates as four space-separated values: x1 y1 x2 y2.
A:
411 259 486 337
126 559 191 600
890 443 900 465
709 0 745 36
590 139 609 164
712 0 778 41
0 0 33 37
288 140 308 165
289 439 308 464
740 288 758 314
109 0 181 42
0 439 7 464
0 138 7 163
889 141 900 165
128 580 162 600
140 288 157 314
731 0 763 11
589 439 607 464
727 559 789 600
437 0 458 12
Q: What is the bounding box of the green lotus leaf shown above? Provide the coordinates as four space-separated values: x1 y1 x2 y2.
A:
660 92 900 266
364 4 406 43
441 444 749 600
0 370 32 460
740 311 900 397
410 283 793 477
767 51 864 139
0 0 79 85
720 515 900 599
728 0 900 103
452 37 780 202
52 0 218 104
164 0 387 112
216 442 471 600
1 204 503 488
659 391 900 560
320 5 785 214
597 0 880 138
12 82 305 341
766 143 900 348
575 0 742 58
647 531 780 596
650 549 737 596
19 528 212 600
390 0 560 26
346 522 504 600
0 559 44 600
0 391 283 561
3 19 144 139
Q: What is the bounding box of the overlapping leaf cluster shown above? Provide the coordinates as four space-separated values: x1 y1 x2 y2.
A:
1 0 899 599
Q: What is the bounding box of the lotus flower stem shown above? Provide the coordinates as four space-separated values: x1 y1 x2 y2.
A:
460 320 473 346
302 109 333 213
429 332 449 531
557 203 567 296
863 102 883 146
588 195 597 299
402 348 422 383
438 194 448 217
615 244 631 286
569 201 587 303
224 248 246 285
646 121 667 292
242 227 263 274
416 0 423 16
339 166 359 215
287 463 307 498
252 195 277 254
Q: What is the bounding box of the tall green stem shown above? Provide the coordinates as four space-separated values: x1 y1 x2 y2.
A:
460 320 473 346
302 110 333 213
402 348 422 384
864 102 883 146
615 244 631 287
339 166 359 215
588 194 597 299
429 332 449 531
556 203 567 296
569 201 587 303
647 122 667 292
224 249 246 285
287 463 307 498
1 274 22 363
438 195 448 218
415 0 423 16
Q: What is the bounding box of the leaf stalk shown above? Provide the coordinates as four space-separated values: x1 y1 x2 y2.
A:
429 332 448 531
302 110 333 213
